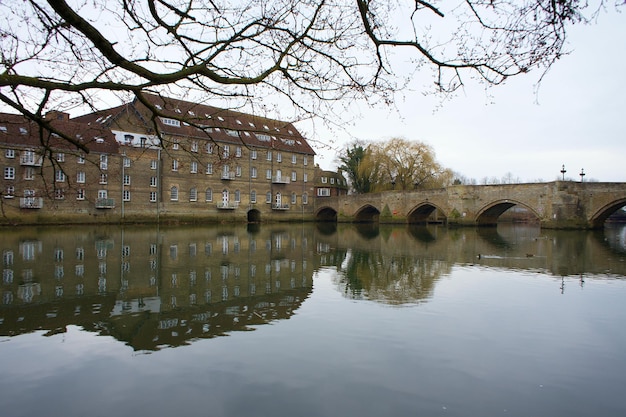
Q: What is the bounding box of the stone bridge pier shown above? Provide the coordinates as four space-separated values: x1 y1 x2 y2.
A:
314 181 626 229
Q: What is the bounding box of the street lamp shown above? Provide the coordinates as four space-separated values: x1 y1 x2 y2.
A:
560 164 566 181
580 168 585 183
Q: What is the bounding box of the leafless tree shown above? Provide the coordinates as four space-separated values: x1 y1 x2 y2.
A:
0 0 611 150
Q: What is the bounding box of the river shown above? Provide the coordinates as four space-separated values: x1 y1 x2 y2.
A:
1 223 625 417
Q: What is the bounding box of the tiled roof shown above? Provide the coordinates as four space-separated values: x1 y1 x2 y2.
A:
0 112 119 154
74 93 316 155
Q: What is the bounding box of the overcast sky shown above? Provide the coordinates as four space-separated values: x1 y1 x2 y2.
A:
308 9 626 183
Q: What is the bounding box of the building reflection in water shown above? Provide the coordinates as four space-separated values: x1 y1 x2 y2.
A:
0 225 314 351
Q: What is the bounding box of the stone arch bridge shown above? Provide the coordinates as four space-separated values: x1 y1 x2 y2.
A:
314 181 626 229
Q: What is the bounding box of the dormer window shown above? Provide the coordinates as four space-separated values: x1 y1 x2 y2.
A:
161 117 181 127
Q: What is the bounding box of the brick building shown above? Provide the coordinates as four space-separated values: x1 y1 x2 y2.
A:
1 94 319 224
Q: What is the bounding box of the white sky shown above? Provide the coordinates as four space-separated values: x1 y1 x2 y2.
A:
307 9 626 183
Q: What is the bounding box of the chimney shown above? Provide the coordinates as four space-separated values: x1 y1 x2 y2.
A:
45 111 70 121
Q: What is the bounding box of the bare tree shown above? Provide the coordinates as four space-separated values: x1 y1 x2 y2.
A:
0 0 610 150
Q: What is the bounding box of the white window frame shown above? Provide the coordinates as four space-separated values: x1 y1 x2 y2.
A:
55 170 66 182
77 171 86 183
4 166 15 180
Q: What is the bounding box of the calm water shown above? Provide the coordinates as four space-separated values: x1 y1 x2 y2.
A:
1 223 625 417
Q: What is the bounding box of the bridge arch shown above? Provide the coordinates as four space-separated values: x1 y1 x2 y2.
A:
407 203 447 224
354 204 380 223
589 198 626 228
315 206 338 222
475 199 540 226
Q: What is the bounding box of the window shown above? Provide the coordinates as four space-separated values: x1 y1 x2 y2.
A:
266 191 271 203
251 167 257 178
235 165 242 177
100 154 108 170
162 117 181 127
4 167 15 180
291 192 297 204
150 159 157 170
77 171 85 183
150 191 157 202
205 188 213 202
304 173 308 183
140 137 147 148
251 149 257 159
172 159 179 171
123 157 131 167
172 140 179 150
292 154 297 164
223 145 230 158
206 143 213 154
123 190 130 201
191 141 198 152
303 156 308 165
55 170 65 182
189 187 198 202
54 188 65 199
250 190 257 203
56 153 65 162
24 167 34 180
266 169 272 180
235 146 242 157
77 154 85 164
100 173 107 184
123 174 131 185
206 163 213 174
302 193 308 204
5 149 14 158
77 189 85 200
330 177 335 184
150 176 157 187
5 185 14 198
170 186 179 201
190 161 198 173
321 177 327 183
276 152 282 162
317 188 331 196
234 189 240 203
266 151 272 161
291 171 297 182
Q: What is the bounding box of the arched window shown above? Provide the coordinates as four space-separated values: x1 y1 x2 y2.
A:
170 186 178 201
205 188 213 202
189 187 197 202
250 190 257 203
291 192 297 204
234 189 241 203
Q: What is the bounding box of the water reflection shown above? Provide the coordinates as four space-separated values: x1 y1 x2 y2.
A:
1 225 313 350
1 223 625 350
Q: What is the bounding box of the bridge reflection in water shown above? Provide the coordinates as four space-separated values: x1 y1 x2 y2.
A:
1 223 624 350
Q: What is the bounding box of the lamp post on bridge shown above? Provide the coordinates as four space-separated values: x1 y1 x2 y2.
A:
560 164 566 181
580 168 585 183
